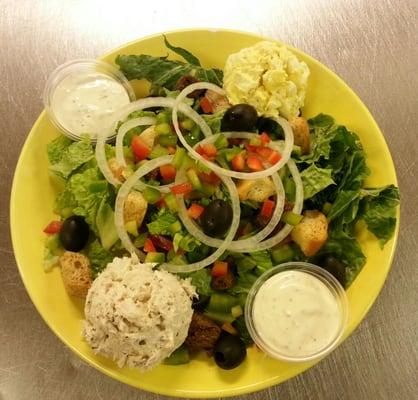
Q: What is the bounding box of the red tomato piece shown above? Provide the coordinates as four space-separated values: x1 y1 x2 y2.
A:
43 220 63 234
187 203 205 219
202 143 218 157
143 238 156 253
211 261 229 277
255 146 273 159
260 132 271 144
267 150 281 165
260 199 275 219
199 171 221 185
231 152 246 171
170 182 193 195
199 96 213 113
159 164 176 182
131 136 150 161
247 155 263 171
245 143 258 153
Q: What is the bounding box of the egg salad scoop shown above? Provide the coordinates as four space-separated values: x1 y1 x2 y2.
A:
223 41 310 119
83 255 195 371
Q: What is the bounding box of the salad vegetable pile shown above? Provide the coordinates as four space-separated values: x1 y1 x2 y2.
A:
43 37 399 370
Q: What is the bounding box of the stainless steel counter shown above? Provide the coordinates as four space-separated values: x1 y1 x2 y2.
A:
1 1 417 399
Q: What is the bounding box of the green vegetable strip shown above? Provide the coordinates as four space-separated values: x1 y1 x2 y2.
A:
208 293 238 313
281 211 303 226
163 345 190 365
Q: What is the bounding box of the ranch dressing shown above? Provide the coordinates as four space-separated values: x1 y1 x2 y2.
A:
252 270 341 358
51 72 130 138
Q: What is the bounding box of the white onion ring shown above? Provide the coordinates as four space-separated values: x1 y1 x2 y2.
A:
96 97 213 186
244 159 304 252
115 116 156 168
114 155 174 259
161 169 241 273
172 88 294 179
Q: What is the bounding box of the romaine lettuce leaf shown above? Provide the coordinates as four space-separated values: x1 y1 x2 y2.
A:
185 269 213 296
163 35 201 66
301 164 335 199
47 135 73 165
49 137 94 180
360 185 400 246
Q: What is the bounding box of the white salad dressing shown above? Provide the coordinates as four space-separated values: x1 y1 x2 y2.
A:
252 270 341 358
51 72 130 138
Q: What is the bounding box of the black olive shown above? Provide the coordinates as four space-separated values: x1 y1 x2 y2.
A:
192 295 210 311
319 254 346 287
59 216 90 252
256 116 284 139
200 199 233 237
221 104 258 132
214 333 247 370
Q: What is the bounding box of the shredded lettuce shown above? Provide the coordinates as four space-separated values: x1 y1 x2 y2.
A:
146 208 178 236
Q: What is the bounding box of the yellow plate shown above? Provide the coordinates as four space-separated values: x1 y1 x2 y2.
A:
10 29 399 398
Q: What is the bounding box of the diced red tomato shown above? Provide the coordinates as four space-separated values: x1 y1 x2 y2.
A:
255 146 281 165
247 155 263 171
260 199 275 219
143 238 156 253
201 143 218 158
196 144 215 161
255 146 273 159
260 132 271 144
267 150 281 165
245 143 258 153
199 171 221 185
170 182 193 195
43 220 63 234
231 152 246 172
211 261 229 277
149 235 173 251
159 164 176 182
131 136 150 161
187 203 205 219
199 96 213 113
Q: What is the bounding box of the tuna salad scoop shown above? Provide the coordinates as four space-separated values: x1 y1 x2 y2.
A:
83 255 195 371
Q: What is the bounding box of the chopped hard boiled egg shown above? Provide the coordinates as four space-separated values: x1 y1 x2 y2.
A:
223 41 310 119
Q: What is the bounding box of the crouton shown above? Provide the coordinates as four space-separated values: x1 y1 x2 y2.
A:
124 191 148 228
139 125 157 148
108 158 125 181
289 117 310 155
291 210 328 256
204 90 230 113
236 177 275 202
60 252 92 298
